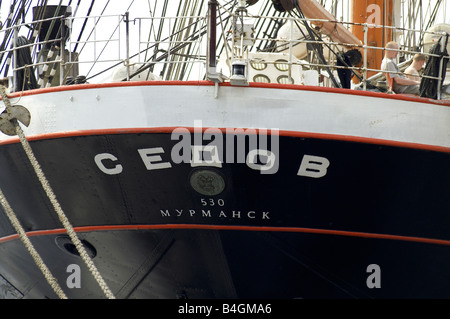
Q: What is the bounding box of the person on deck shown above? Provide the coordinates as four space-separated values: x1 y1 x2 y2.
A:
405 53 426 81
381 41 420 94
336 49 362 89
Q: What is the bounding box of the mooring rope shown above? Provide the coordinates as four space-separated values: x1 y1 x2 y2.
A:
0 186 68 299
0 86 115 299
14 121 116 299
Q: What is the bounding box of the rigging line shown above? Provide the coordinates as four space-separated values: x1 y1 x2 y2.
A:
33 1 64 88
153 0 171 74
162 0 183 80
419 0 443 48
0 0 34 76
252 0 270 37
166 0 192 80
254 0 282 52
180 0 206 80
72 0 95 53
0 0 40 77
163 0 229 80
217 1 231 63
0 0 43 76
145 0 159 70
27 0 47 41
75 0 112 57
215 0 234 57
19 0 25 23
154 0 169 76
71 0 81 17
164 0 184 80
59 0 93 83
85 0 234 81
38 1 63 48
289 9 363 83
0 0 19 72
261 10 286 52
118 0 236 82
183 0 205 79
86 7 216 81
145 0 158 61
165 0 223 79
176 0 195 78
27 0 48 78
25 0 63 85
180 0 203 78
292 3 341 88
2 0 35 77
84 0 136 78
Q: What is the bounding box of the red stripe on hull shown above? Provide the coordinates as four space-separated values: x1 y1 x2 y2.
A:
1 224 450 246
0 127 448 153
2 80 450 106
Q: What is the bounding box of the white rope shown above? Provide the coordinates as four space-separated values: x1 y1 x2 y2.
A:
0 186 68 299
14 120 116 299
0 85 115 299
0 85 67 299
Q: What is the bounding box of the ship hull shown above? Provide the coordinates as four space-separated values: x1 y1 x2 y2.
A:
0 82 449 298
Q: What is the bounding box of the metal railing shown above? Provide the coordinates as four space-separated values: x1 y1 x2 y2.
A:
0 9 448 98
223 13 450 93
0 12 208 90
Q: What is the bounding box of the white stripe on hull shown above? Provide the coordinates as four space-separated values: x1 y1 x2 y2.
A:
2 83 449 149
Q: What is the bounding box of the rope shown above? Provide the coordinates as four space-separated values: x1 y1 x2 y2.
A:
0 86 115 299
0 85 68 298
14 121 116 299
0 185 68 299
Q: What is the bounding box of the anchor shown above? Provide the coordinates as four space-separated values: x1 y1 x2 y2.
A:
0 86 31 136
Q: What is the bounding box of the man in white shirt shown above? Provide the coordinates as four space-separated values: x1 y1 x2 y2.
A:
405 53 426 81
381 42 420 94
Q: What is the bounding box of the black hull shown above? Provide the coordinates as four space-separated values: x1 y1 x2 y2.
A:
0 131 449 298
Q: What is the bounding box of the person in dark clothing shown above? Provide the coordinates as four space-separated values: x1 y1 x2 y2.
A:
336 49 362 89
14 36 38 91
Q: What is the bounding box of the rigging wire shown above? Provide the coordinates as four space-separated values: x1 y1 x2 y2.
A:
1 0 34 77
165 0 204 80
182 0 206 79
113 0 236 82
72 0 94 53
84 1 228 81
291 2 341 88
32 0 64 88
151 0 168 74
143 0 157 63
0 0 43 74
153 0 232 80
0 0 19 73
84 0 136 78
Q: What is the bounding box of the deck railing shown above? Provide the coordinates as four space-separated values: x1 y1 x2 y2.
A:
0 9 448 98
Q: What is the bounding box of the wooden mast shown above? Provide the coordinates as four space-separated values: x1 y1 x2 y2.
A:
295 0 361 47
350 0 394 78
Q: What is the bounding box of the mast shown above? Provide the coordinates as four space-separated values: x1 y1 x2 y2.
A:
350 0 394 78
